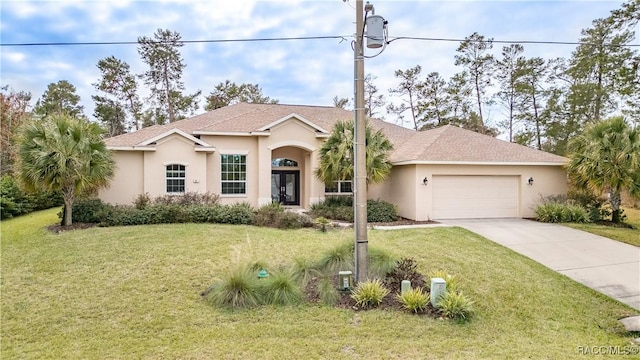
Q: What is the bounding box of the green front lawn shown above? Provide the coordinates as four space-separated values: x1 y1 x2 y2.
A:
1 208 638 359
564 207 640 247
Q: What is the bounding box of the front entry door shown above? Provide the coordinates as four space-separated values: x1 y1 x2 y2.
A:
271 171 300 205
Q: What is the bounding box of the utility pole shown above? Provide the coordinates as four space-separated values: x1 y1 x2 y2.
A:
354 0 367 283
352 0 386 283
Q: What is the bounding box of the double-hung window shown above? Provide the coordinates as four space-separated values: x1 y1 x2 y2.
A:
166 164 186 193
221 154 246 194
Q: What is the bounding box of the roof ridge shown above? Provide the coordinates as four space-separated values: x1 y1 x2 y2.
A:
410 126 449 160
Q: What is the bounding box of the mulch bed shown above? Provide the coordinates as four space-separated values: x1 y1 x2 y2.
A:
47 223 97 234
304 274 441 317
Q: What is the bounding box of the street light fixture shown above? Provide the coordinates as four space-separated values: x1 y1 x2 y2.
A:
353 0 387 283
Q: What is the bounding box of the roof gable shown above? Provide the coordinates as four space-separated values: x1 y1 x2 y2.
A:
257 113 329 133
139 128 212 147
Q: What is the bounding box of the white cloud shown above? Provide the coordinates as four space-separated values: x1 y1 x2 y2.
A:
0 0 629 131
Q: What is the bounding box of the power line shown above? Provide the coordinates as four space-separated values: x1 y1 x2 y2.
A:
388 36 640 48
0 36 348 47
1 35 638 47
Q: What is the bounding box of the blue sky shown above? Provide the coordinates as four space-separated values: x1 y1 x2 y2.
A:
0 0 628 129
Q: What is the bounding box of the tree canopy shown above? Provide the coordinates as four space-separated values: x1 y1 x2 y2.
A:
17 113 114 225
205 81 278 110
314 119 393 186
566 116 640 223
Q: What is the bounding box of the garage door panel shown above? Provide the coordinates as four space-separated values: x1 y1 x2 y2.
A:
433 176 518 219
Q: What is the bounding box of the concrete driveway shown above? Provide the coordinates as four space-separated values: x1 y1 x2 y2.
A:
440 218 640 310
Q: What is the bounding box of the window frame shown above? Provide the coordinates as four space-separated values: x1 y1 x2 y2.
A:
324 180 353 195
220 154 247 195
165 164 186 194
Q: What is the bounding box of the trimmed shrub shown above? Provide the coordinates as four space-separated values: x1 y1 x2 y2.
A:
324 195 353 207
254 202 284 227
185 205 222 223
350 279 390 309
261 270 304 306
152 192 220 206
276 211 313 229
397 287 429 314
439 291 474 321
205 265 264 309
215 203 254 225
367 199 398 222
71 198 108 223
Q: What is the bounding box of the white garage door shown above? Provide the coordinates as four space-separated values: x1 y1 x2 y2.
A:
432 175 519 219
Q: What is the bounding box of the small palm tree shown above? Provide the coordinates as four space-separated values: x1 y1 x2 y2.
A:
567 116 640 223
315 119 393 186
17 113 114 225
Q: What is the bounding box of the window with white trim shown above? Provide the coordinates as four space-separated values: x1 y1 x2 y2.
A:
324 180 352 194
166 164 185 193
221 154 247 194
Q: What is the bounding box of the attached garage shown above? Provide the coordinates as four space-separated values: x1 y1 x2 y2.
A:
432 175 519 219
377 124 569 221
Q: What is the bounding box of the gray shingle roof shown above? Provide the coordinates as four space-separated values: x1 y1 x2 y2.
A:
105 103 566 164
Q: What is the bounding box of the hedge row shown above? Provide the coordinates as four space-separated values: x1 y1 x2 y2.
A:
308 196 399 223
70 198 312 229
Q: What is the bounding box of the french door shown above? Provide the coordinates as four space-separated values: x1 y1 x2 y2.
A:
271 171 300 205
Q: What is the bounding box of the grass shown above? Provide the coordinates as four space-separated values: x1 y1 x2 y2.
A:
1 208 638 359
564 207 640 247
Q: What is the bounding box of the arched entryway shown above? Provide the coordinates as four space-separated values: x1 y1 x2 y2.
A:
270 146 310 206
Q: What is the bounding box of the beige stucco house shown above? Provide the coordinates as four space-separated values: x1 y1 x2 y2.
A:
99 103 567 220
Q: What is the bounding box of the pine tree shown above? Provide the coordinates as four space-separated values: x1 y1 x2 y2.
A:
138 28 200 124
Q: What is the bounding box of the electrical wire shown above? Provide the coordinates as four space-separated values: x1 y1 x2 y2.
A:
0 36 349 47
388 36 640 48
1 35 638 48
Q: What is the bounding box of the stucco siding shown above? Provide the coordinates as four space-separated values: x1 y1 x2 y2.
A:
99 151 144 205
202 135 258 206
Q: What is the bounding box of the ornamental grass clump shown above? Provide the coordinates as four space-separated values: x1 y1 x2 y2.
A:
368 247 398 280
261 270 304 306
350 279 390 309
206 265 263 309
397 287 430 314
317 241 354 273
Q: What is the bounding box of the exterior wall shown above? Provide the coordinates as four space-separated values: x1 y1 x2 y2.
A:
201 118 324 208
368 166 418 220
98 150 144 205
201 135 258 206
397 164 568 220
143 135 209 196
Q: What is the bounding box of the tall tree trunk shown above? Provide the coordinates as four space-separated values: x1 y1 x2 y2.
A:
408 92 418 130
62 190 74 226
609 189 622 223
532 88 542 150
474 76 484 130
163 62 175 123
